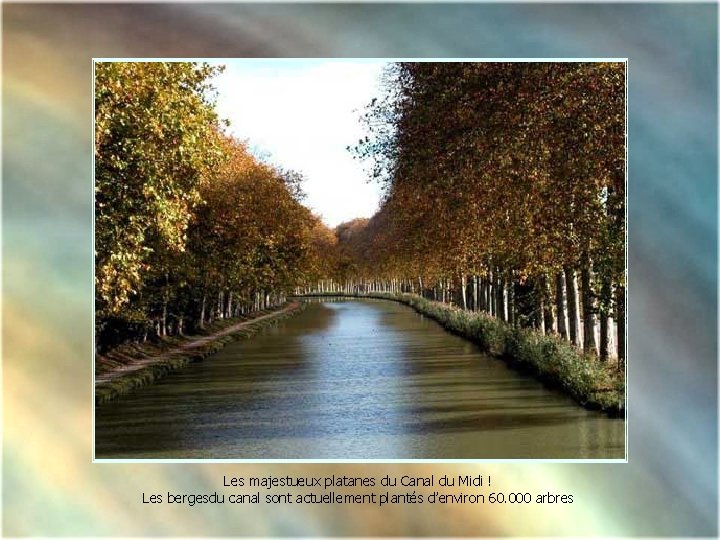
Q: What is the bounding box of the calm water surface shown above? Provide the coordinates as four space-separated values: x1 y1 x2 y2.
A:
95 299 625 459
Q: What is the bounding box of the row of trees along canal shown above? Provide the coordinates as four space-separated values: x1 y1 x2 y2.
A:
95 63 336 351
302 62 626 364
96 61 624 367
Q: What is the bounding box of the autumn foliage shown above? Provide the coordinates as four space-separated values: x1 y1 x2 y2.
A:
95 62 334 349
95 61 625 365
343 62 625 361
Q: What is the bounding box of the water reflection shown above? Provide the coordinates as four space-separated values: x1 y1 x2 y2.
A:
95 299 625 459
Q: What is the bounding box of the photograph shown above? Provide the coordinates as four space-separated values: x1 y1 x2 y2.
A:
94 59 626 460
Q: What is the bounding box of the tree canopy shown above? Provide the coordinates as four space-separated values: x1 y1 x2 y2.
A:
342 62 625 360
95 62 335 349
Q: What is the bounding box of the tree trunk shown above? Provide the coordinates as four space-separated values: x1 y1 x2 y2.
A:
599 276 612 361
199 291 206 329
599 311 609 361
615 284 625 367
580 255 597 355
161 273 169 336
542 275 554 333
497 272 506 321
478 277 485 311
472 276 478 312
564 266 580 346
161 298 167 336
489 272 496 317
461 275 468 310
483 277 489 313
555 272 567 339
507 277 515 326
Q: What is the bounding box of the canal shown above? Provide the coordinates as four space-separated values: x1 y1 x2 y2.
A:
95 298 625 459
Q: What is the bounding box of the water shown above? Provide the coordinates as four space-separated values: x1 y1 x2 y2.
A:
95 299 625 459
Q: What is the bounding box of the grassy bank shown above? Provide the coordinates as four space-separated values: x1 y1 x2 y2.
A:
95 302 304 406
298 292 624 417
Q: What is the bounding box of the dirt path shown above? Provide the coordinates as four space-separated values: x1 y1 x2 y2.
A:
95 301 301 385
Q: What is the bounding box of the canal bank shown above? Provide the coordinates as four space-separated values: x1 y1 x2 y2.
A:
296 293 625 418
96 299 624 459
95 301 304 405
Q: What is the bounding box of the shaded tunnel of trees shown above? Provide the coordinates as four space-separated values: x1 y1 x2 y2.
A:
325 62 626 363
95 61 625 365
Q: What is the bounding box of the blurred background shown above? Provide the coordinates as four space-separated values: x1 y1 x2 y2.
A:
3 3 717 536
